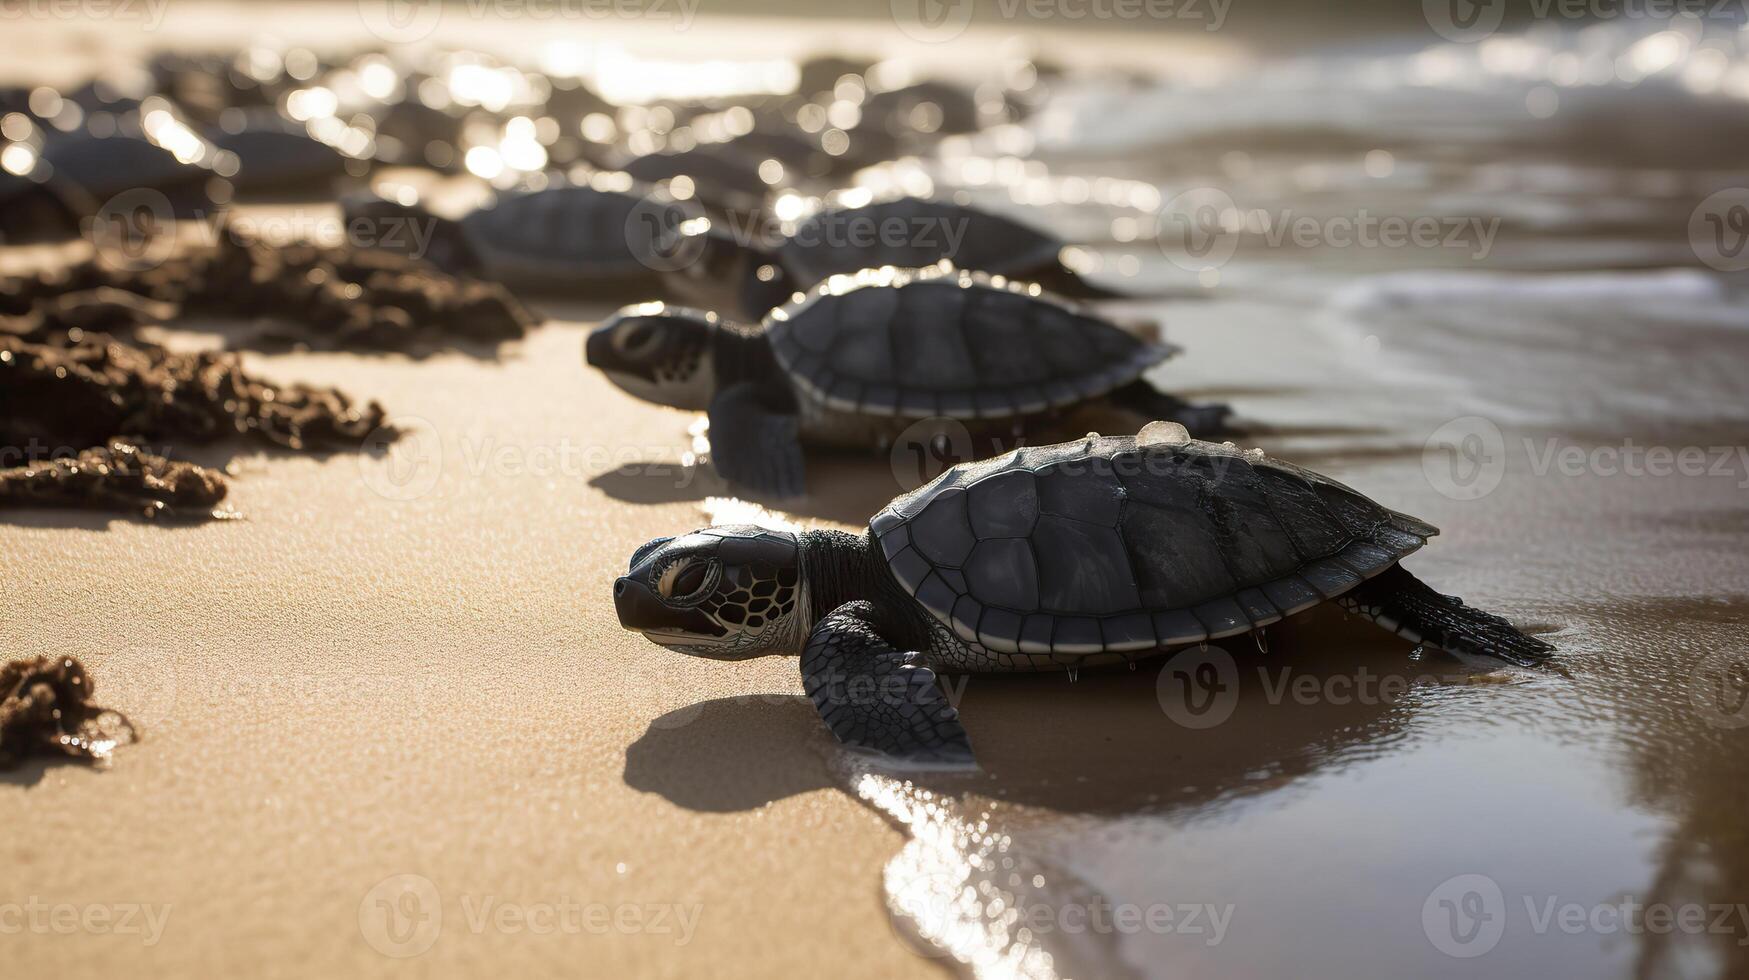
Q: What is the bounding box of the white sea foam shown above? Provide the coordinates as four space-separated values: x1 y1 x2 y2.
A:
1328 268 1728 313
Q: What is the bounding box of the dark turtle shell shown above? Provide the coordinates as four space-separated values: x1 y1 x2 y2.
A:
764 266 1172 418
460 183 686 281
778 197 1062 287
623 148 773 207
41 131 217 199
207 113 350 190
867 429 1438 659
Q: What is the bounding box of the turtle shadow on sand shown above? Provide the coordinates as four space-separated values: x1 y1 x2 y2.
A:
588 451 905 527
586 402 1341 528
624 606 1489 817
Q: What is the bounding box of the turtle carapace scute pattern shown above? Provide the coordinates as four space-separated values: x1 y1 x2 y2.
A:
868 433 1433 660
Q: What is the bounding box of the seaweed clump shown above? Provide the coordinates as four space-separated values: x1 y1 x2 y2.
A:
0 655 138 769
0 329 389 452
0 441 228 519
0 228 537 352
0 328 389 519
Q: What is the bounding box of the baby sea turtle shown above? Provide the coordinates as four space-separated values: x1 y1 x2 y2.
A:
207 110 354 191
613 422 1556 765
622 147 776 216
585 264 1229 497
665 195 1126 321
343 180 692 291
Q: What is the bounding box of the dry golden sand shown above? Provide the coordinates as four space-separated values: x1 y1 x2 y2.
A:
0 314 925 977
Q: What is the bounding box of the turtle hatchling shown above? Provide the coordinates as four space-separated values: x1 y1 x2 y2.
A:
584 264 1230 497
612 422 1555 765
342 180 693 291
664 195 1129 321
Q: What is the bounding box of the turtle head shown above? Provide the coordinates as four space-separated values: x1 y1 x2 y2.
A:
613 526 805 659
585 303 718 411
662 219 795 320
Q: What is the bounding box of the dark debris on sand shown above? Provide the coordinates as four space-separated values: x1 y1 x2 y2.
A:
0 441 228 520
3 209 535 520
0 328 389 453
0 328 390 520
0 228 538 352
0 655 138 769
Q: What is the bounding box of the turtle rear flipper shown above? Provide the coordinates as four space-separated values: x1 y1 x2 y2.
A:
706 382 805 498
801 601 975 769
1340 564 1554 668
1028 264 1135 301
1109 381 1233 438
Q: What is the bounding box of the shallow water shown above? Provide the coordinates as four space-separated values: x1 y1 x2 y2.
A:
754 20 1749 977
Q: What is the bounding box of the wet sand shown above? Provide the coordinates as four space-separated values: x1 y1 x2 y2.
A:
6 8 1749 980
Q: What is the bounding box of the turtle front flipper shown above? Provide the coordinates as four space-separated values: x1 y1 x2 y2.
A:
1109 380 1233 437
801 601 974 768
706 382 806 498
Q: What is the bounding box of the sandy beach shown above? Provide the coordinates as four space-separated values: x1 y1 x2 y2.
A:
5 6 1749 978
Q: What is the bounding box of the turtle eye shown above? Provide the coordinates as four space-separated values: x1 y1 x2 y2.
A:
658 559 712 601
617 322 660 357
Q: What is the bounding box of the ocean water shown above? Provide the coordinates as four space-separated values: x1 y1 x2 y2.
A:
803 19 1749 979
